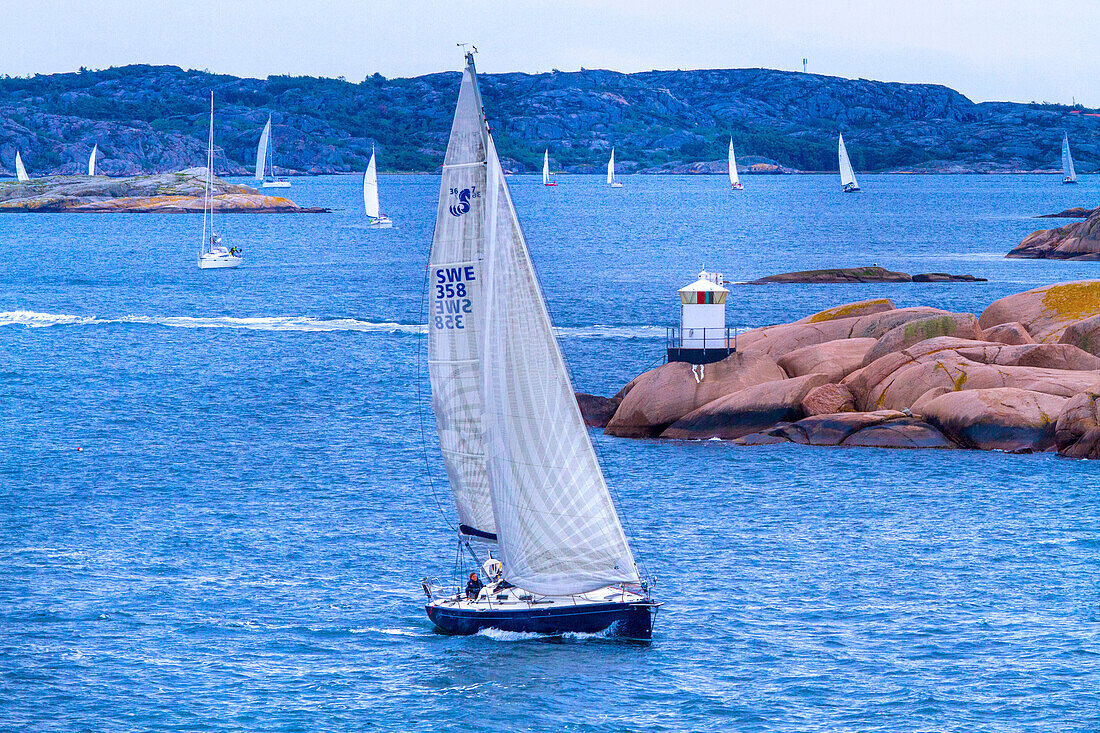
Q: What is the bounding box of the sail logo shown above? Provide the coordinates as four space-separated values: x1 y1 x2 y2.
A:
432 264 477 330
448 186 480 217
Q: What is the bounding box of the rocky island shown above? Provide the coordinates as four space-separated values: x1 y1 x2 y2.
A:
751 266 987 283
1009 207 1100 259
579 280 1100 459
0 169 328 213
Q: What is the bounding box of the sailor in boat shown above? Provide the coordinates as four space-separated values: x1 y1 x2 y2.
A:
465 572 483 600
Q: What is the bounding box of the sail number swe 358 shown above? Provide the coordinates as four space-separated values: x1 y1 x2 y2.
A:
432 264 476 330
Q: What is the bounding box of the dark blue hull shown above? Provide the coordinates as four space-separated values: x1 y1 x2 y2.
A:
426 601 657 640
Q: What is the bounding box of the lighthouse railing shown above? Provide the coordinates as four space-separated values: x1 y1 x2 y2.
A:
665 326 737 364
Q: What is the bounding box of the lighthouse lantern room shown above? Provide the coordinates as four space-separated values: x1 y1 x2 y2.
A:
666 270 735 364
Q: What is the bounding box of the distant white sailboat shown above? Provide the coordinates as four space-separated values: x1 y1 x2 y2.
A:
838 133 860 192
88 144 98 176
15 152 29 182
363 145 393 228
1062 133 1077 184
607 148 623 187
728 138 743 190
199 94 242 270
542 149 557 186
254 116 291 188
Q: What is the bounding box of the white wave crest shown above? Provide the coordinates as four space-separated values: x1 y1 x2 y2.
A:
0 311 664 339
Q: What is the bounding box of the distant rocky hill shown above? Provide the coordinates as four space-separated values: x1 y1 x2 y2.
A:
0 64 1095 176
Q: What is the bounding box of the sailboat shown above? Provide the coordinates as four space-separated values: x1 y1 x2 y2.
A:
15 152 29 182
607 148 623 187
542 149 557 186
254 116 291 188
1062 133 1077 184
422 52 658 640
363 145 393 228
198 94 242 270
728 138 743 190
838 133 860 192
88 144 98 176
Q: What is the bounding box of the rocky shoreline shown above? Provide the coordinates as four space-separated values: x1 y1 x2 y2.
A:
0 169 329 213
578 281 1100 459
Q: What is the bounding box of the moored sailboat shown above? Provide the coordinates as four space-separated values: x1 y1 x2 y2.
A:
728 138 743 190
255 116 291 188
422 53 657 640
607 148 623 187
542 149 556 186
838 133 860 192
363 145 393 228
15 152 29 182
1062 133 1077 184
198 94 242 270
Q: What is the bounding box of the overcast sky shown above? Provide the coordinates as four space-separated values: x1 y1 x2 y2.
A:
4 0 1096 106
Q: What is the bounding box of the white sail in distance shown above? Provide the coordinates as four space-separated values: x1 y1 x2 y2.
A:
15 152 28 182
88 145 97 176
364 147 380 218
606 148 616 185
542 149 551 185
728 139 740 186
1062 133 1077 182
430 54 640 595
838 133 858 189
255 118 271 181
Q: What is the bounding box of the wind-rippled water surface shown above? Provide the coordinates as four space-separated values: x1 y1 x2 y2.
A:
2 174 1099 731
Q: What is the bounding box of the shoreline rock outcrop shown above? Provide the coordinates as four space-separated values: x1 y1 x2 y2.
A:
0 169 329 213
1009 208 1100 259
586 280 1100 459
750 266 987 283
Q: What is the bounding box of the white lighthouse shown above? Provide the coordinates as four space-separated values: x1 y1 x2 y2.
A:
667 270 734 364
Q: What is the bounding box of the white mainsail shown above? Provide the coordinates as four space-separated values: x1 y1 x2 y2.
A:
430 55 639 596
88 145 97 176
255 118 271 181
838 133 858 189
728 139 740 186
364 147 380 218
15 152 28 182
542 149 551 185
606 148 616 185
1062 133 1077 182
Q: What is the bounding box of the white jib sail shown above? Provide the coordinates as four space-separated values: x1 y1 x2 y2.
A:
15 152 28 182
1063 133 1077 182
607 148 616 185
255 118 271 181
428 60 496 540
542 149 550 185
88 144 97 176
838 133 858 189
364 148 380 218
467 83 638 596
728 139 739 186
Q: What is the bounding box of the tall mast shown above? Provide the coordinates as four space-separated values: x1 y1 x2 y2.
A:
202 93 213 254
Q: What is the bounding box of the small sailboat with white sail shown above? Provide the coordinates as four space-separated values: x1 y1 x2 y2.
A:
838 132 860 192
363 145 393 228
1062 133 1077 184
422 52 658 640
14 152 29 182
542 149 557 186
198 95 242 270
88 144 98 176
254 116 291 188
607 148 623 187
728 138 743 190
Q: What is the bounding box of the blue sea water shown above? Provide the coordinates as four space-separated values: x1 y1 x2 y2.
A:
2 174 1099 731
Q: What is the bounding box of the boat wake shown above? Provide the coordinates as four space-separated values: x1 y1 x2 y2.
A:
0 311 664 340
475 627 613 643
